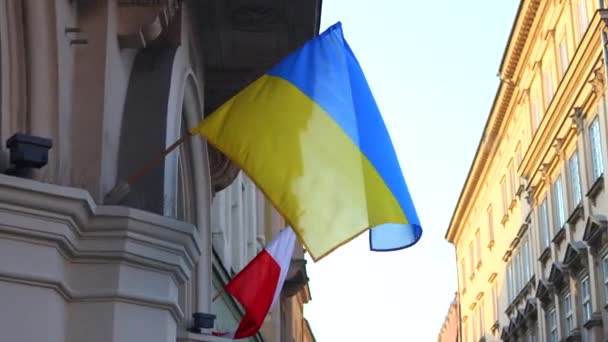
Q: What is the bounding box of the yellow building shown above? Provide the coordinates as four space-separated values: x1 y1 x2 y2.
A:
446 1 608 341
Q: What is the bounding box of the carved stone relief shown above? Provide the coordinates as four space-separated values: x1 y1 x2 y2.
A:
228 0 281 32
117 0 182 48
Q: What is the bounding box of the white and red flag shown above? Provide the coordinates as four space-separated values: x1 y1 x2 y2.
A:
213 226 296 339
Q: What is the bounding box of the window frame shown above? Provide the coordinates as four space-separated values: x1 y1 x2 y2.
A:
589 116 604 182
531 97 540 132
581 275 592 322
544 68 554 106
563 290 573 334
469 242 475 278
539 197 551 249
487 205 495 246
552 175 567 229
558 37 569 77
500 176 508 218
548 307 558 342
475 229 482 268
578 0 589 39
568 150 582 209
603 254 608 305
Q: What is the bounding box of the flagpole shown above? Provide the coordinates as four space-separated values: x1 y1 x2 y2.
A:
104 131 193 205
126 131 193 185
212 288 225 302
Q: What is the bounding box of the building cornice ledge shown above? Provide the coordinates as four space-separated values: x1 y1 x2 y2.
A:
0 174 202 282
446 0 542 243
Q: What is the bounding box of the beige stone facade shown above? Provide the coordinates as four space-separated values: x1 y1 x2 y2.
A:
0 1 319 341
446 1 608 341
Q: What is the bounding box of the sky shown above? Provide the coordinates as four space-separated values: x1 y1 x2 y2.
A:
304 1 520 341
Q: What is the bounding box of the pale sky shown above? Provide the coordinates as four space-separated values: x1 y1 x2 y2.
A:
304 1 520 341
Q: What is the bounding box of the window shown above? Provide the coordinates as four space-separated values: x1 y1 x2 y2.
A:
523 238 531 281
528 325 538 342
479 301 485 338
508 160 516 203
568 151 582 208
548 307 558 342
475 229 482 267
501 177 508 217
552 176 567 229
563 291 573 334
559 38 569 77
472 308 478 342
581 276 591 322
515 142 523 169
531 97 540 132
469 242 475 276
589 116 604 181
507 263 514 302
460 259 467 288
514 253 522 291
487 205 494 243
603 255 608 304
544 69 554 106
492 283 499 322
578 0 589 39
539 198 550 249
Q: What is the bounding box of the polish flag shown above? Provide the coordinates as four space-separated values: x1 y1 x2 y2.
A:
214 226 296 339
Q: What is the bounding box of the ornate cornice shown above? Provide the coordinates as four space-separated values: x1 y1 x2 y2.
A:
0 174 203 322
207 146 240 193
570 107 585 133
0 174 201 282
446 0 542 242
588 62 606 97
117 0 182 48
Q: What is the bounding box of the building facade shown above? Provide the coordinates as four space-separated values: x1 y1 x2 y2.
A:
0 1 319 341
438 293 461 342
446 1 608 341
211 173 313 342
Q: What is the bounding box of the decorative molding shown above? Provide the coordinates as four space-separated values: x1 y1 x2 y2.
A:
0 174 203 322
552 138 565 156
583 312 603 329
552 226 566 245
208 146 240 193
282 258 309 297
503 250 513 262
583 214 608 248
548 262 568 289
525 185 537 206
566 203 584 225
539 247 551 263
535 279 552 305
588 64 606 97
539 163 551 181
569 107 585 133
586 175 604 204
228 1 282 32
117 0 182 48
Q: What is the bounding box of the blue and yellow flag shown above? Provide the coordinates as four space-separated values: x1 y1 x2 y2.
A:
191 22 422 261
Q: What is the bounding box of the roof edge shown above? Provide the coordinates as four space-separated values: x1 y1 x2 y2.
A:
445 0 539 243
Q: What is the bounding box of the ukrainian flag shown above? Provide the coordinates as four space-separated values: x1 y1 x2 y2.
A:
191 22 422 261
